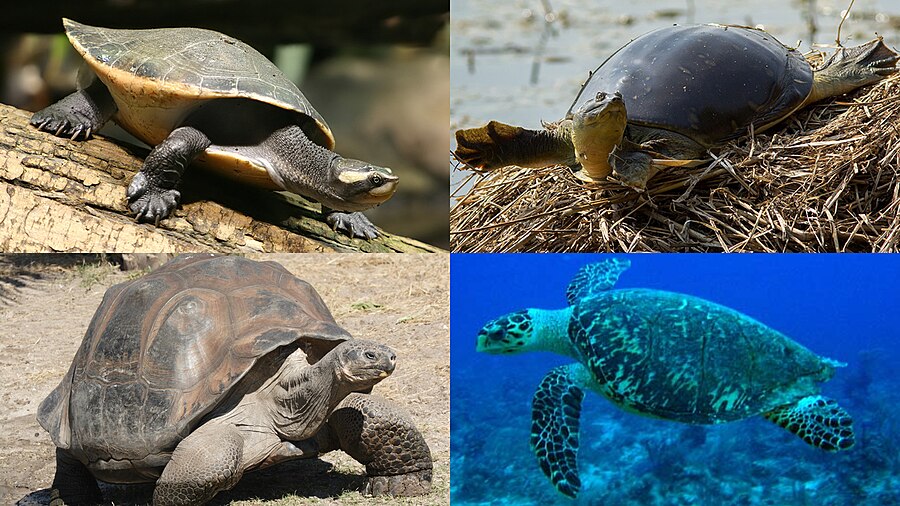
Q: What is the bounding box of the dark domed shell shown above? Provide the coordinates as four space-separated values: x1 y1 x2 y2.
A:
37 255 351 463
568 24 814 146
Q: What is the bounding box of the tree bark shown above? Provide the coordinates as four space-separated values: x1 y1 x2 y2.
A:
0 104 440 253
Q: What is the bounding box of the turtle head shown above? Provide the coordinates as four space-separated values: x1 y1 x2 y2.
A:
325 157 399 211
476 310 536 354
571 91 627 180
477 307 576 357
333 339 397 390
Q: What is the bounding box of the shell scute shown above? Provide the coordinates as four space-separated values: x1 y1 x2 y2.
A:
37 255 351 464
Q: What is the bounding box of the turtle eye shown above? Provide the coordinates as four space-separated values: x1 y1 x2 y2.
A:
364 351 376 360
370 174 384 187
596 92 607 101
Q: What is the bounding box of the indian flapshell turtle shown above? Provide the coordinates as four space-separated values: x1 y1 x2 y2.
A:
455 24 899 187
30 19 399 239
477 258 853 498
38 254 432 506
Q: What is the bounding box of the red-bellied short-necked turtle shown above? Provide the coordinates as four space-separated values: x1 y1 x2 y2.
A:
455 24 899 187
476 258 853 498
30 19 399 239
38 254 432 506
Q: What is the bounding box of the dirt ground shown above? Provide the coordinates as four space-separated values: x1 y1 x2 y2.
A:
0 253 449 506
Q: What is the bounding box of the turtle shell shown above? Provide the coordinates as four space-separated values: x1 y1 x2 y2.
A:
569 289 832 423
38 254 351 467
568 24 814 147
63 18 334 188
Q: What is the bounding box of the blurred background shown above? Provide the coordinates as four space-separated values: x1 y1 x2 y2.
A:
450 0 900 201
0 0 450 249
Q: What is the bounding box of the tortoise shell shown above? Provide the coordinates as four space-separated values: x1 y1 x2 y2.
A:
568 24 814 146
38 254 351 465
569 289 830 423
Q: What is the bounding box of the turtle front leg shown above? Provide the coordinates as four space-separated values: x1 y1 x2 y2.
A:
49 448 103 506
127 126 210 224
608 146 656 189
31 80 116 140
318 393 432 496
153 423 244 506
323 209 380 240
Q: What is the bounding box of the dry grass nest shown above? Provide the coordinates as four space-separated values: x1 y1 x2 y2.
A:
451 61 900 252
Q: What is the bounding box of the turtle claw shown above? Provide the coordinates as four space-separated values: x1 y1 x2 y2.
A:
30 91 106 141
364 470 432 497
127 172 180 224
325 211 379 240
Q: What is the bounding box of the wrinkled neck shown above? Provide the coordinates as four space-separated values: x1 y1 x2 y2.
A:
527 307 577 359
265 124 341 204
267 355 348 440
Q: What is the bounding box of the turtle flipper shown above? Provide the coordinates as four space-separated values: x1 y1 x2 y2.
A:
30 80 116 141
565 258 631 305
454 120 575 171
763 395 855 451
531 364 586 498
808 38 899 104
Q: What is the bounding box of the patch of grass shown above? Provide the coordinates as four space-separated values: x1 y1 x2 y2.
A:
73 261 117 289
350 301 385 312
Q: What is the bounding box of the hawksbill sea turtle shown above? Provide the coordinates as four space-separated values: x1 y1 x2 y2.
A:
476 258 854 498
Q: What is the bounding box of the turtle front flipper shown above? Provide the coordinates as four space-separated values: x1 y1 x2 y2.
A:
807 38 899 104
565 258 631 304
454 120 575 171
531 363 590 498
763 395 855 451
31 80 116 141
127 126 211 224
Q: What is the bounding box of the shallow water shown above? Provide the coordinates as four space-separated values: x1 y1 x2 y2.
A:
450 0 900 199
450 254 900 505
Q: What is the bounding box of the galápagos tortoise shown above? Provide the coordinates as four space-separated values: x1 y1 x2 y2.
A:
38 254 432 506
30 19 399 239
455 24 899 188
476 258 853 498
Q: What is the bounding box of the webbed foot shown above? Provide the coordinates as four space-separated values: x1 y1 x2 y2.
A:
30 88 112 140
455 121 527 171
326 211 379 240
455 120 575 171
127 172 181 224
812 38 899 101
125 126 210 225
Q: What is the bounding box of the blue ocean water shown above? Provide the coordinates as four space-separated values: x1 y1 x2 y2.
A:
451 254 900 506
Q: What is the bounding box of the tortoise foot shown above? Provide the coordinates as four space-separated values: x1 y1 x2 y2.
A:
325 211 379 240
364 469 432 497
127 172 180 224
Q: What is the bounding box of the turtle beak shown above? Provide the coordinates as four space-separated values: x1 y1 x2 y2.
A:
368 171 399 197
